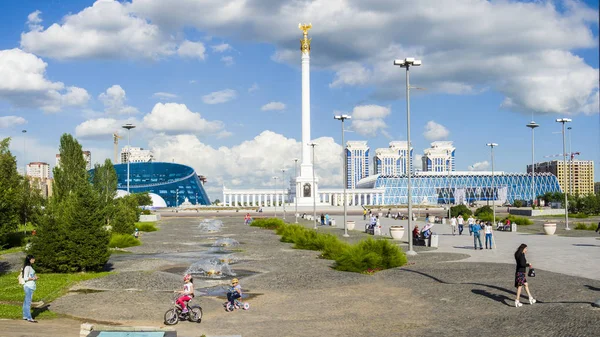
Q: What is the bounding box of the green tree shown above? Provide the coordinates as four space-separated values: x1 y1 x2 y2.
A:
474 205 493 217
450 204 472 217
91 159 118 225
30 134 110 272
0 138 22 244
111 196 137 234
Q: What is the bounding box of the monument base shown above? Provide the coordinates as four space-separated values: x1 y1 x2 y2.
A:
295 175 319 207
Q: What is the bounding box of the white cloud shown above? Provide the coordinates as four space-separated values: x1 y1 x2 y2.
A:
202 89 237 104
20 1 179 60
26 10 42 31
153 92 178 99
0 48 89 112
469 161 490 171
349 105 391 137
189 80 197 84
129 0 598 115
414 154 423 171
177 40 206 60
248 83 259 93
75 118 123 139
423 121 450 141
149 131 344 198
261 101 286 111
142 102 224 135
211 43 231 53
221 56 234 66
0 116 27 128
99 85 138 115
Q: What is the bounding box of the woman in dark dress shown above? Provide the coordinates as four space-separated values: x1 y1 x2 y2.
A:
514 244 536 307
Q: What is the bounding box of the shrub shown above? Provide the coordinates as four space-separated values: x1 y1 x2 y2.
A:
474 206 493 217
477 213 495 222
450 205 472 218
574 223 596 230
251 218 285 230
334 238 407 273
111 197 137 234
135 222 158 232
108 233 141 248
570 213 589 219
141 209 152 215
503 215 533 226
513 200 524 208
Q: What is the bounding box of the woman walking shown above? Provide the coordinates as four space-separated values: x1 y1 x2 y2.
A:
22 255 38 322
514 244 535 307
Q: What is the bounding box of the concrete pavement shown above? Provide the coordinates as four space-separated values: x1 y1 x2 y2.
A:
324 213 600 281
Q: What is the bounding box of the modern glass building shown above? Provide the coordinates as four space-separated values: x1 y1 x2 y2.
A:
346 141 370 189
357 171 561 205
92 162 210 207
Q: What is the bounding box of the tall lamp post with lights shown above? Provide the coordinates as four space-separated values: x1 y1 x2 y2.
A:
122 123 136 193
309 142 318 230
334 114 351 237
273 176 278 218
21 130 27 176
556 118 572 230
486 143 498 225
526 121 539 206
281 168 286 220
393 57 421 256
293 158 299 223
567 126 573 195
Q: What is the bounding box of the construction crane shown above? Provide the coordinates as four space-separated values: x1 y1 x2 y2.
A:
543 152 580 159
113 132 123 164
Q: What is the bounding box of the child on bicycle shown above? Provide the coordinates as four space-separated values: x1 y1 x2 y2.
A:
227 278 242 308
176 274 194 313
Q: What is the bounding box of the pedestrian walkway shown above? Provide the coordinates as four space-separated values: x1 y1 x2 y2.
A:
337 214 600 281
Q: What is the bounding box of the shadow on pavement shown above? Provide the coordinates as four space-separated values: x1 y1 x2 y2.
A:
572 244 600 247
0 261 10 273
585 285 600 291
471 289 512 306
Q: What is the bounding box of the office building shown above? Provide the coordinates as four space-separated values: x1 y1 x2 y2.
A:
121 146 154 163
346 141 369 189
422 141 455 172
26 162 50 180
528 160 595 195
56 151 92 170
374 141 413 176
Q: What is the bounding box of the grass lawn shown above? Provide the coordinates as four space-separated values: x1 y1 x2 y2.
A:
135 221 158 232
0 247 23 255
0 271 111 319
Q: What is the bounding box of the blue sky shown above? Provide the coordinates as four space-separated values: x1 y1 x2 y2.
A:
0 0 598 198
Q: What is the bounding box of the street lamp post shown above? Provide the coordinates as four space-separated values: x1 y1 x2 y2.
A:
294 158 299 223
486 143 498 225
21 130 27 176
567 126 573 195
281 169 286 220
122 123 136 193
309 142 318 230
556 118 572 230
273 176 278 218
394 57 421 256
334 114 351 237
526 121 539 206
176 188 179 208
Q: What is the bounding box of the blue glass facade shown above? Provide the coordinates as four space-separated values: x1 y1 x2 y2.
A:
357 172 561 205
93 162 210 207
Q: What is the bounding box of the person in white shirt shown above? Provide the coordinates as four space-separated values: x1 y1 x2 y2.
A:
467 216 475 236
22 255 38 323
485 222 494 249
457 215 464 235
450 216 457 236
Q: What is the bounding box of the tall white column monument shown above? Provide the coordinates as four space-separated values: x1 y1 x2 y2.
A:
295 23 319 207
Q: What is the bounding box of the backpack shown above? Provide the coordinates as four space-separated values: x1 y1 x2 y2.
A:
17 268 25 285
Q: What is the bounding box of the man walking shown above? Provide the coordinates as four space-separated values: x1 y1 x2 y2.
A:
450 216 457 236
457 215 464 235
468 215 475 236
472 220 483 250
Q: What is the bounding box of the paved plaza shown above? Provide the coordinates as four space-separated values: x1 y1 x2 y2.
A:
1 213 599 337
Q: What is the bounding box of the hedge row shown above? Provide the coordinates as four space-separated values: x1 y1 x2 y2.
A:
251 218 407 273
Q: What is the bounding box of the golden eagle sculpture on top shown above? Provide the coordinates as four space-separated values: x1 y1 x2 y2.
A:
299 23 312 54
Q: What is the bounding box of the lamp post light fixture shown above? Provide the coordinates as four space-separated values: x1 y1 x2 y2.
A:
21 130 27 177
176 188 179 208
556 118 572 230
334 114 351 237
281 168 286 220
567 126 573 195
294 158 299 223
526 121 539 206
121 123 136 193
393 57 421 256
486 143 498 225
273 176 278 218
309 142 318 230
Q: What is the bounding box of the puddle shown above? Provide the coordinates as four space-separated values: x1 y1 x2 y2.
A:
69 289 106 294
196 286 262 300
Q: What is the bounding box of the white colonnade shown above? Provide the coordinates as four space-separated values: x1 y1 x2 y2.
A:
222 187 385 207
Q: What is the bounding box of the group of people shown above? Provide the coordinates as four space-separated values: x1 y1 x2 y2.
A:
449 215 495 250
319 213 331 226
